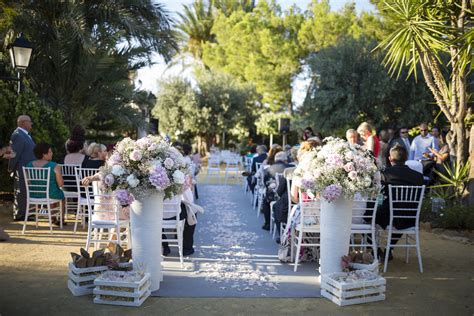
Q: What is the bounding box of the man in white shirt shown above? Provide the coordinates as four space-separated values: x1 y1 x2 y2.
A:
409 123 437 175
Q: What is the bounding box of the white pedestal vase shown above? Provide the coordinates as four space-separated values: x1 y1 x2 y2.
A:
130 192 164 292
319 197 354 277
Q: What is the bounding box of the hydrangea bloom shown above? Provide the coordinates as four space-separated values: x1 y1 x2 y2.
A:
99 135 191 202
293 137 381 203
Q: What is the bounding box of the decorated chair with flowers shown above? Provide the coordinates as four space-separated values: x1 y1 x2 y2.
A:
291 191 321 272
350 196 379 258
162 195 185 267
74 167 100 233
85 186 131 251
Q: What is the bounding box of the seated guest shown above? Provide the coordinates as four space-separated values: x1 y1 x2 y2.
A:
429 131 450 178
290 138 322 204
409 123 438 175
261 152 292 230
272 166 295 243
84 142 106 168
346 129 359 145
263 144 283 166
64 138 87 166
366 144 423 259
27 142 65 226
302 127 315 141
245 145 267 191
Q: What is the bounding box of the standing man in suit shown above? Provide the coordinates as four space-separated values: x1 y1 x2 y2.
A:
386 127 411 167
8 115 36 221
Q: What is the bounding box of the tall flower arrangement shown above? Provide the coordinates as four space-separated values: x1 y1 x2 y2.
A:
100 136 190 204
294 137 381 202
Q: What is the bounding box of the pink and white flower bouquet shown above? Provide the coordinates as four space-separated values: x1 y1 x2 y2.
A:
293 137 381 202
100 135 191 204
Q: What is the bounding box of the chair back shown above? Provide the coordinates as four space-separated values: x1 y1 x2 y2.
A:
89 193 120 224
61 164 80 194
163 195 182 220
298 191 321 228
244 156 253 172
23 167 51 200
283 166 296 180
75 167 100 200
388 185 425 228
352 195 378 226
225 158 240 169
208 158 220 169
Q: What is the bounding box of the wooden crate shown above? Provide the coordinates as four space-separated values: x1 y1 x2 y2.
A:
68 263 108 296
321 272 386 306
93 271 151 307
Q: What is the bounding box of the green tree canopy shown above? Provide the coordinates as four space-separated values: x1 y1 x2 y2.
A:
297 37 436 136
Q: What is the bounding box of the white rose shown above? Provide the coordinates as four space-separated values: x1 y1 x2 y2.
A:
164 158 174 169
126 174 140 188
172 170 185 184
111 165 125 176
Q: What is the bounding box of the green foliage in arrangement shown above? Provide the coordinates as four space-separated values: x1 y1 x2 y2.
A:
297 37 436 136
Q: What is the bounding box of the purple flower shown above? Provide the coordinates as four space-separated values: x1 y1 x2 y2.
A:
108 153 121 166
301 178 315 190
149 165 171 190
322 184 342 202
115 189 134 206
326 154 343 168
104 174 115 186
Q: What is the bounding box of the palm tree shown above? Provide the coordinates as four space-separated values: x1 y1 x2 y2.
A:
176 0 215 60
376 0 472 166
5 0 177 130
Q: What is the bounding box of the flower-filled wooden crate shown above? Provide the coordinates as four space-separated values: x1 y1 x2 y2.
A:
349 259 379 274
321 271 386 306
93 271 151 307
68 262 108 296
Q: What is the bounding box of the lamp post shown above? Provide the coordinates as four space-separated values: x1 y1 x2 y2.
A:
1 33 33 94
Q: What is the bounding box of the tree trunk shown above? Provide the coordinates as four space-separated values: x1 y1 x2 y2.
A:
469 125 474 205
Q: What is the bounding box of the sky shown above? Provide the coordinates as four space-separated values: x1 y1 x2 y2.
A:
136 0 375 105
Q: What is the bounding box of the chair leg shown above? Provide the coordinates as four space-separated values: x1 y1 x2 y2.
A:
416 231 423 273
178 226 184 267
22 203 30 234
294 230 302 272
35 205 39 228
59 201 63 230
47 204 53 234
86 227 92 251
74 203 81 233
290 227 295 263
383 230 392 273
405 234 410 263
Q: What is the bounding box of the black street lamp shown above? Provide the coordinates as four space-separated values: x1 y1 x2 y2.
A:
1 33 34 94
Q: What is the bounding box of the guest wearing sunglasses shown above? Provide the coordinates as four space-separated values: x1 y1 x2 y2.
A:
409 123 438 175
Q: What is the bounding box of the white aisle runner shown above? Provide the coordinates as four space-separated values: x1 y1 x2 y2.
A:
153 184 321 297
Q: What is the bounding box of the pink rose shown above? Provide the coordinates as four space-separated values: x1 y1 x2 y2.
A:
344 162 355 172
348 170 358 180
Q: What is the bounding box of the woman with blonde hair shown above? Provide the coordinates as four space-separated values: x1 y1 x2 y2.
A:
357 122 380 160
83 142 106 168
